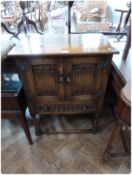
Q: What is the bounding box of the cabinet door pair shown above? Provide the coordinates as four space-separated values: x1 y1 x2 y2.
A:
17 56 111 113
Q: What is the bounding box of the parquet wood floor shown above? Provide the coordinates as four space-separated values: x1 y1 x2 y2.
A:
1 106 130 174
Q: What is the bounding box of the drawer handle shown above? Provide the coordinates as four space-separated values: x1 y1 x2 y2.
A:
58 75 64 83
66 76 71 83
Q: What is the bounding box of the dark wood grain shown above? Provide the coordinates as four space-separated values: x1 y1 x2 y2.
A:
8 33 118 57
7 33 118 134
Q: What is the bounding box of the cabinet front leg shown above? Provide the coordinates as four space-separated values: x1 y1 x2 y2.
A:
35 115 43 136
91 113 99 134
30 112 36 119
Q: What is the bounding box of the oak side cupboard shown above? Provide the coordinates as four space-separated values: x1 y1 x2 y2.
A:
8 33 118 135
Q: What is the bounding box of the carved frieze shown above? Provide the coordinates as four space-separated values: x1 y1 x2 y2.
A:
36 104 96 112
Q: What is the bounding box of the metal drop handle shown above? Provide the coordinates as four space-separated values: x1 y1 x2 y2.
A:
58 75 64 83
66 75 71 83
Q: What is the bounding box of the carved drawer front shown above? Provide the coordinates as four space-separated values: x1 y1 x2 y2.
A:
35 103 96 114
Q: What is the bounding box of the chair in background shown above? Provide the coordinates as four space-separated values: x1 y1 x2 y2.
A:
114 1 131 40
72 0 110 32
115 1 131 32
1 41 33 145
103 23 131 162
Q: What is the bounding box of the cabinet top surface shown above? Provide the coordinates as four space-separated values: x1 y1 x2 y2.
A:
8 33 118 56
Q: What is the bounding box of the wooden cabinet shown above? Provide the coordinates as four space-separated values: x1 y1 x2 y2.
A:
16 55 112 116
8 33 118 133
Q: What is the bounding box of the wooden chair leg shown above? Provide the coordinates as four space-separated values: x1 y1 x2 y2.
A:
120 129 130 153
116 12 124 32
103 122 122 162
17 113 33 145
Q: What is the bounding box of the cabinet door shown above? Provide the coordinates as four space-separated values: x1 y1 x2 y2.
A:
65 57 111 102
16 57 64 113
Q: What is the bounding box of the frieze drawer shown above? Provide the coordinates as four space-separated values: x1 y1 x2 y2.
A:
35 104 96 113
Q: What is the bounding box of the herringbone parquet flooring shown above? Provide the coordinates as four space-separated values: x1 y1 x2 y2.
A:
1 106 130 174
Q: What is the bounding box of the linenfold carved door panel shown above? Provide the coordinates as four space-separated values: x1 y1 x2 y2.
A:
65 57 111 102
16 57 64 113
31 58 64 99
